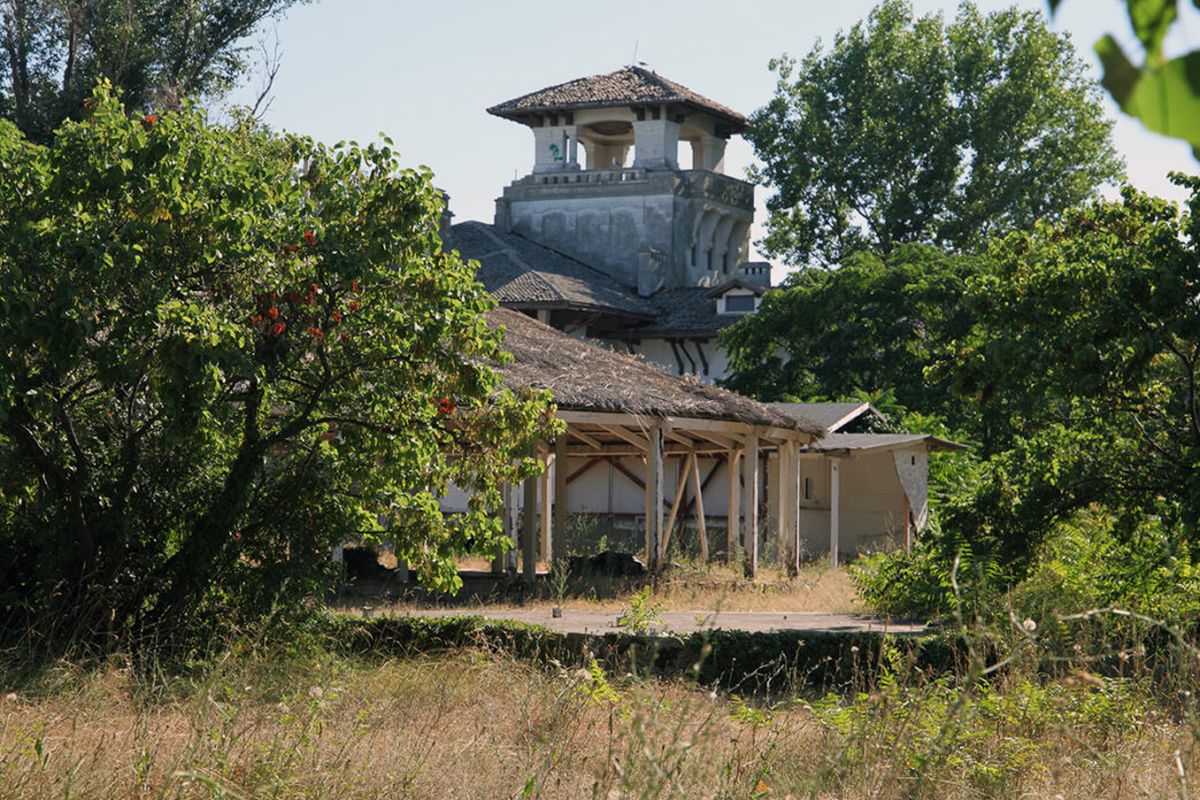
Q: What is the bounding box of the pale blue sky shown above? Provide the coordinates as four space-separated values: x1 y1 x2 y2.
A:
226 1 1200 264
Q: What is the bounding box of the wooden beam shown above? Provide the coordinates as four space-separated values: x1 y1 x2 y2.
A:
693 428 739 450
566 456 601 486
600 424 649 453
564 444 728 458
645 420 664 573
660 450 695 561
665 429 698 448
568 428 604 449
608 457 646 491
690 450 709 562
726 449 740 566
743 433 760 578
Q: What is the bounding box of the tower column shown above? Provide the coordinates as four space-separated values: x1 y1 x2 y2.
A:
632 110 680 170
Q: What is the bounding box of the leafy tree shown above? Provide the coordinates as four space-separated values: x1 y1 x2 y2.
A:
748 0 1123 267
0 85 556 653
721 244 983 428
1 0 300 143
948 180 1200 540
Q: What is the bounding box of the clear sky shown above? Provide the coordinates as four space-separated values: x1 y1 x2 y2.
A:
226 0 1200 267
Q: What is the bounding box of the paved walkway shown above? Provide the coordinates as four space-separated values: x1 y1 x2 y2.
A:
396 608 925 636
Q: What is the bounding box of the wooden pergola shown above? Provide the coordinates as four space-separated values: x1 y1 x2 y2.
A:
487 308 823 579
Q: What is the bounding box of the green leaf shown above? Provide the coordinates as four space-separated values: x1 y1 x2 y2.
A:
1095 34 1142 108
1102 42 1200 146
1126 0 1177 60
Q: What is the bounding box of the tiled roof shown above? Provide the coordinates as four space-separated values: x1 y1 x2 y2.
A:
446 221 656 318
637 287 741 337
488 66 746 127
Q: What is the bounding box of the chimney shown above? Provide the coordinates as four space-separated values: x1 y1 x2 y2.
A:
739 261 771 288
437 189 454 241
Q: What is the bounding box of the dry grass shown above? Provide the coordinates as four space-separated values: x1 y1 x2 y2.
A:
2 648 1196 800
358 562 863 616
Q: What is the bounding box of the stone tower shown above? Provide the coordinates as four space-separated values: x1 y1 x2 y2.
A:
489 66 755 297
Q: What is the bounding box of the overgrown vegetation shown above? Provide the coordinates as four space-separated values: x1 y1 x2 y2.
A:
0 86 556 659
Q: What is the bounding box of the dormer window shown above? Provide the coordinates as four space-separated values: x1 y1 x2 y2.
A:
722 293 757 314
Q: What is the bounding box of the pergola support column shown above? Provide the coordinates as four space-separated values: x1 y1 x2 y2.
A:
830 459 841 569
690 451 709 562
553 436 568 560
539 451 553 563
726 449 740 565
742 433 760 578
523 447 538 584
645 421 664 573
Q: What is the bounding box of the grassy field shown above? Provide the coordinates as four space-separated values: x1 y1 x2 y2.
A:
3 641 1197 800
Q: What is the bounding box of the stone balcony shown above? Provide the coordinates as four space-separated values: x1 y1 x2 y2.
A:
508 168 754 212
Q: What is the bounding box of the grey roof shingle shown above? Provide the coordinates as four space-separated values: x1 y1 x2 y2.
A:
638 287 740 337
488 66 746 128
447 221 656 318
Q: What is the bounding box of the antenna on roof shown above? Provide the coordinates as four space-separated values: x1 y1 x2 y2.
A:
630 41 638 66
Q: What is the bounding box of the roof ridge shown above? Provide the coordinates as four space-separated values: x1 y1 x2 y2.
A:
506 229 641 295
467 222 565 302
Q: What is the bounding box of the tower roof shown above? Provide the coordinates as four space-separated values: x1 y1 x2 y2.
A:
487 66 746 130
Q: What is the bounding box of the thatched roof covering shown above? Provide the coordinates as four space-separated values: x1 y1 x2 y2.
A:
488 307 822 434
488 66 746 129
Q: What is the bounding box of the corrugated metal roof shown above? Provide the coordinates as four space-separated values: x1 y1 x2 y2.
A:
807 433 967 453
771 402 874 433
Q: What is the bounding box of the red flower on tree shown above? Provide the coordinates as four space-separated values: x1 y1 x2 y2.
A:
266 306 279 320
271 322 286 337
306 326 325 342
340 332 350 343
303 229 317 247
436 396 456 416
350 279 359 293
348 300 360 312
141 114 157 130
331 310 343 323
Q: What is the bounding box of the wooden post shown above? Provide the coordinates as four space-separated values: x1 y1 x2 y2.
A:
904 493 912 553
661 451 694 561
554 436 568 557
691 451 709 562
773 445 787 573
645 420 664 573
830 459 841 569
783 440 800 576
539 452 553 564
523 450 538 584
743 433 760 578
726 449 740 565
